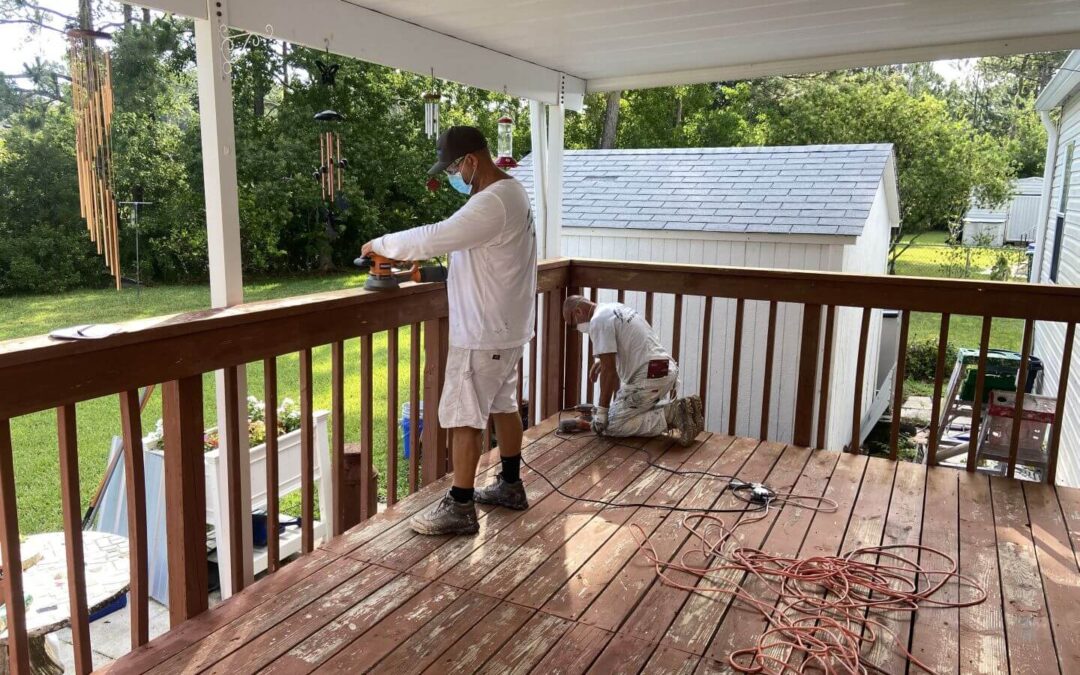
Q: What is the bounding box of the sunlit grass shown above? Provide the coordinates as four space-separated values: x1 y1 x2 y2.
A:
3 273 423 533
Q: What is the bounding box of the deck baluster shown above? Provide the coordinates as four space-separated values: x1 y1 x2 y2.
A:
58 404 92 673
1048 322 1075 484
299 350 315 552
262 359 280 570
927 314 951 465
816 305 837 450
966 317 993 472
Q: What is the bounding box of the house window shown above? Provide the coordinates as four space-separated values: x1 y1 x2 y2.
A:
1050 142 1074 283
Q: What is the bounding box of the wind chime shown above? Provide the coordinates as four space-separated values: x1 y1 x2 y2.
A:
312 57 347 245
424 70 442 191
68 27 122 289
314 109 346 203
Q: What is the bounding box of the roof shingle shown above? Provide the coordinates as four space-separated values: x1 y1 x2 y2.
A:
510 144 893 236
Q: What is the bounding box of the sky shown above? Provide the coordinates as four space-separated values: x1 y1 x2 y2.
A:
1 1 977 86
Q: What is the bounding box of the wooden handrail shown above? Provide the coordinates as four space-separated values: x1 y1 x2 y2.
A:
568 258 1080 321
0 260 569 420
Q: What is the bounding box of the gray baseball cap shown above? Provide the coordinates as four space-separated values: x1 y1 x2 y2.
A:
428 126 488 175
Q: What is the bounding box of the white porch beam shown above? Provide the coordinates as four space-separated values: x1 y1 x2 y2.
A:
529 100 549 260
544 104 565 260
195 3 253 598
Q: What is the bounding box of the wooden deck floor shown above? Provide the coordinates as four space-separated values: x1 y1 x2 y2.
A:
105 418 1080 674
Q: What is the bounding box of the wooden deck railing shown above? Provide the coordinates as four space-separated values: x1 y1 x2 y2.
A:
0 261 568 673
559 259 1080 478
1 257 1079 672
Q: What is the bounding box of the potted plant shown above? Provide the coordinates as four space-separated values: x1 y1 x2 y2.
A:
142 397 334 579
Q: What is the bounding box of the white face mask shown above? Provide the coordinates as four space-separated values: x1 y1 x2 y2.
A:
577 322 590 334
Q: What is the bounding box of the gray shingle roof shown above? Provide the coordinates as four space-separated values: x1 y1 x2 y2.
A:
510 144 893 236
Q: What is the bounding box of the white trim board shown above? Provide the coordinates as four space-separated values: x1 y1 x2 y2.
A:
567 226 858 247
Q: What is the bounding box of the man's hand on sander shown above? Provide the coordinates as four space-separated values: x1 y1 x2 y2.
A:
591 406 608 435
360 240 376 258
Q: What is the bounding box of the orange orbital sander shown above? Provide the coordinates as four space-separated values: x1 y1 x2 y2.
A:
354 253 447 291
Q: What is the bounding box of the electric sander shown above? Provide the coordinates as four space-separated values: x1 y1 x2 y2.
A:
354 253 447 291
558 404 595 434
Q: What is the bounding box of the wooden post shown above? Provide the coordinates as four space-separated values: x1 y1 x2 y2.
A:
331 342 345 534
300 349 314 552
162 377 209 625
359 335 374 520
57 405 92 674
119 390 149 647
0 420 30 673
793 304 822 447
422 317 449 486
850 308 872 453
564 287 582 409
196 9 251 597
542 289 566 418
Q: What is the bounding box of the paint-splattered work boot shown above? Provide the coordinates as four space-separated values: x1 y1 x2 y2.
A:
408 492 479 535
474 475 529 510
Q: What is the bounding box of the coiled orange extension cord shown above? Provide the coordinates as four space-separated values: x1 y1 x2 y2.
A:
631 494 986 674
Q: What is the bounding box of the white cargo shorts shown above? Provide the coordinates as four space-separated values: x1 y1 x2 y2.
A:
439 346 524 430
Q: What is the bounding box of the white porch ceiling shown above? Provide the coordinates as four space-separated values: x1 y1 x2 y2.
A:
354 0 1080 91
147 0 1080 99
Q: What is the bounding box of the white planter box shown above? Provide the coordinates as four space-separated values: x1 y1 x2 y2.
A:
143 410 334 580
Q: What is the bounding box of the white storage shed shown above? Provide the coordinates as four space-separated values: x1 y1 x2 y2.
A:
514 144 900 449
963 176 1045 246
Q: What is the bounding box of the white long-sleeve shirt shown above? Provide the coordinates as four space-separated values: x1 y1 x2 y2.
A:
372 178 537 350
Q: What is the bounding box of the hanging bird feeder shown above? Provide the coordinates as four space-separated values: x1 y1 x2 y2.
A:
495 115 518 169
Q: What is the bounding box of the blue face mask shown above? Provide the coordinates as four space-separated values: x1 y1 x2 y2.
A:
448 173 471 195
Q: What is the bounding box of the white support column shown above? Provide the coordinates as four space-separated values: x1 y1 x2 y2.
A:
195 1 253 598
545 103 565 259
529 100 549 259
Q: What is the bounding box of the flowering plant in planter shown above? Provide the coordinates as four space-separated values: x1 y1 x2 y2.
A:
145 397 304 453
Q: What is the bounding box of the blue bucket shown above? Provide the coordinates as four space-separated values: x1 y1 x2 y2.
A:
400 401 424 459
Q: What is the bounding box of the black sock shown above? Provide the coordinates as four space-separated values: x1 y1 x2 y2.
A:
501 454 522 483
449 486 474 503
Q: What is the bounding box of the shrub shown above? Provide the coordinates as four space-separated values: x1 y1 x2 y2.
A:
906 338 957 382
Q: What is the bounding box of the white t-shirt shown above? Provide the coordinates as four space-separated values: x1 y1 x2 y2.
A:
588 302 672 383
373 178 537 350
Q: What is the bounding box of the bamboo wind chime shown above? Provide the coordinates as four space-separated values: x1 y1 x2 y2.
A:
318 126 344 202
68 29 122 289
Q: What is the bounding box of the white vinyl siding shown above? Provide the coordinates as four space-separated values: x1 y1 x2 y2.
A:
1035 92 1080 487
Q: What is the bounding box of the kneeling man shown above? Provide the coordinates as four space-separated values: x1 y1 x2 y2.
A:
563 295 704 446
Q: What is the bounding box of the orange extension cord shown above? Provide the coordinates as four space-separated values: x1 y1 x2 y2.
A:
631 493 987 675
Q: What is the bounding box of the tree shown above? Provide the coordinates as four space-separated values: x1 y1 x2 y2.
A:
763 76 1014 271
599 91 620 149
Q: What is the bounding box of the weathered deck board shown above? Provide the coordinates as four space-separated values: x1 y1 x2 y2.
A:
1023 481 1080 673
658 443 810 654
957 472 1008 673
991 477 1057 674
908 465 960 673
104 422 1080 675
863 459 926 673
697 447 840 660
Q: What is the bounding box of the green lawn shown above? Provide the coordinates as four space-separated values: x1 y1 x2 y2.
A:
892 237 1026 400
2 274 424 534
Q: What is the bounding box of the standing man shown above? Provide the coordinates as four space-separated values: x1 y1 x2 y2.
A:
361 126 535 536
563 295 704 445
